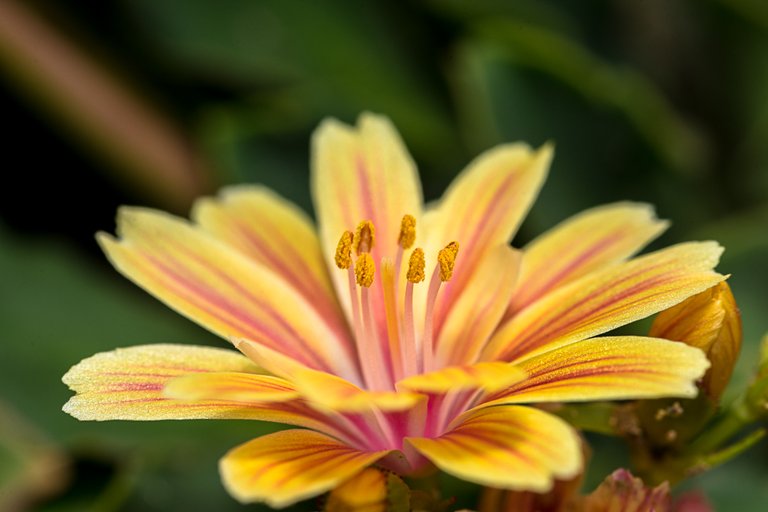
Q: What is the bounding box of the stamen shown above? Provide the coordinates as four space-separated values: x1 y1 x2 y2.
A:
354 254 389 390
438 241 459 281
353 220 375 255
423 242 459 372
394 214 416 300
381 259 403 381
334 231 354 269
401 247 425 377
407 248 426 283
355 253 375 288
398 214 416 249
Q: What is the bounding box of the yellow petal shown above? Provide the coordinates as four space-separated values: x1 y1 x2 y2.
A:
407 406 581 492
483 336 709 406
62 344 310 425
508 202 668 315
397 362 526 394
192 185 349 341
483 242 725 362
649 281 742 401
325 467 388 512
292 369 422 412
220 429 388 507
312 113 422 336
98 207 358 380
435 246 521 366
164 372 299 403
420 143 552 334
233 337 318 382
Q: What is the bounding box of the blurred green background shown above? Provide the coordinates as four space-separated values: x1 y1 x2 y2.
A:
1 0 767 510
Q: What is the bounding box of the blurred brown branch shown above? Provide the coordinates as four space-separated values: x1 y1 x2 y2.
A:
0 0 211 212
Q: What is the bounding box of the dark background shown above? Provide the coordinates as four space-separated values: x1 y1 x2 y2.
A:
1 1 767 510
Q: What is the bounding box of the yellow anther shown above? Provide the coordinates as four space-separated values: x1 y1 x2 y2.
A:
398 214 416 249
355 252 375 287
354 220 375 255
334 231 354 269
407 248 425 283
438 241 459 281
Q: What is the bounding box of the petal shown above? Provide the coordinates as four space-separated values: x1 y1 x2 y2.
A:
291 368 423 412
163 372 299 403
98 207 359 380
407 406 581 492
312 114 422 324
482 336 709 406
325 468 388 512
63 344 307 424
220 429 388 507
397 362 526 394
421 143 552 334
192 185 349 341
435 246 521 366
483 242 726 362
507 202 669 315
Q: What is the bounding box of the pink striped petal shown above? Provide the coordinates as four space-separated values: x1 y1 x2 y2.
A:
507 202 668 316
397 362 526 394
407 405 581 492
163 372 299 403
435 246 521 366
62 344 329 430
98 207 359 380
482 336 709 406
483 242 725 362
220 429 389 507
192 185 349 343
291 368 423 412
419 143 552 339
312 113 423 346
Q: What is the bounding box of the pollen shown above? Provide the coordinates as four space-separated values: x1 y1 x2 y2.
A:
354 220 375 255
334 231 354 269
355 252 375 287
407 248 425 283
398 214 416 249
438 241 459 281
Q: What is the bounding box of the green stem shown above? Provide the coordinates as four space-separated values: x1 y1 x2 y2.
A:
687 396 753 454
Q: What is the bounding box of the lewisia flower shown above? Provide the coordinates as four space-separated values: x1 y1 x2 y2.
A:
63 113 723 507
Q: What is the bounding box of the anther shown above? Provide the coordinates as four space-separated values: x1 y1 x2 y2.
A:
407 248 426 283
438 241 459 281
354 220 375 255
398 214 416 249
355 253 375 287
334 231 354 269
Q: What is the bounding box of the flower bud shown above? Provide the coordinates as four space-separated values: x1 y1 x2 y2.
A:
649 282 742 402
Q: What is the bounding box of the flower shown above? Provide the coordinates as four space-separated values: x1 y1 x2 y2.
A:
63 113 723 508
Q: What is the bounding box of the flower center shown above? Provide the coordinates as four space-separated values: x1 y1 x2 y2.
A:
334 216 458 390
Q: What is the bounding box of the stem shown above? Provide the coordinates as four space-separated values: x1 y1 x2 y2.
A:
687 396 754 454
